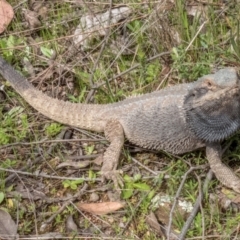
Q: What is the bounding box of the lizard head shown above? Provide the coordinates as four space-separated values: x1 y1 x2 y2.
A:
184 68 240 142
202 68 239 87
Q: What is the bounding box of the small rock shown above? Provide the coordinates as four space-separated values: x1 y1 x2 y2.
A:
89 192 99 202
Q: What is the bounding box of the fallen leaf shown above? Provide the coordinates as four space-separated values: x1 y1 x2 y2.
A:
0 209 17 240
0 0 14 34
73 7 131 49
146 211 163 236
76 201 125 215
146 211 179 239
66 215 78 232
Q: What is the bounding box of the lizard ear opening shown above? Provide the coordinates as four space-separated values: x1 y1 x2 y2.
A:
185 93 240 142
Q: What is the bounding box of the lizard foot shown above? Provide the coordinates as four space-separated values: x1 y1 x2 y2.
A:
226 179 240 194
206 143 240 194
101 169 124 192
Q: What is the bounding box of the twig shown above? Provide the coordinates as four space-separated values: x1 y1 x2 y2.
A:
72 127 106 140
71 203 106 236
68 153 101 160
0 138 106 149
93 51 171 89
18 236 130 240
0 167 101 182
118 192 148 236
185 21 208 51
85 0 113 102
166 165 207 240
156 68 173 91
195 173 205 240
40 183 88 232
131 157 158 175
13 0 27 9
4 128 68 183
178 170 213 239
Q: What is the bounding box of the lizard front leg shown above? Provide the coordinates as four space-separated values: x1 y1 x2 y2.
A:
101 120 125 191
206 142 240 193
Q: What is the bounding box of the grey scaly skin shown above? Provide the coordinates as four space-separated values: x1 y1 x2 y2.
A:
1 55 240 192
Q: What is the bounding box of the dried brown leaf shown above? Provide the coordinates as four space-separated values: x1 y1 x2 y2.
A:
76 201 125 215
0 0 14 34
73 7 131 49
146 211 163 236
0 209 17 240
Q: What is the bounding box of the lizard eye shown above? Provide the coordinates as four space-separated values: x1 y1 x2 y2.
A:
185 87 208 103
191 88 208 98
207 81 212 87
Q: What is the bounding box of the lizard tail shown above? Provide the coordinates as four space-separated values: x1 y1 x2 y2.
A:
0 56 105 132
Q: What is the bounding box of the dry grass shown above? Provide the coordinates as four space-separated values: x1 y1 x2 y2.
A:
1 0 240 239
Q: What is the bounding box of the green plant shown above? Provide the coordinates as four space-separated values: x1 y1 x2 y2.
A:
84 144 95 155
122 174 151 199
0 106 29 144
0 35 24 60
20 220 33 234
62 179 84 190
171 46 211 81
40 46 55 59
1 0 240 237
230 21 240 60
0 192 5 204
45 123 63 137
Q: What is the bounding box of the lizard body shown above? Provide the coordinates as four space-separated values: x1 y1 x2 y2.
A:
1 56 240 192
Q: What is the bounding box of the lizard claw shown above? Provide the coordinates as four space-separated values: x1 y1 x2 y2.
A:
228 180 240 194
101 169 124 191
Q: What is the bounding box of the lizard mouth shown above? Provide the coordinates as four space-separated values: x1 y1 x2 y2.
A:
185 85 240 142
